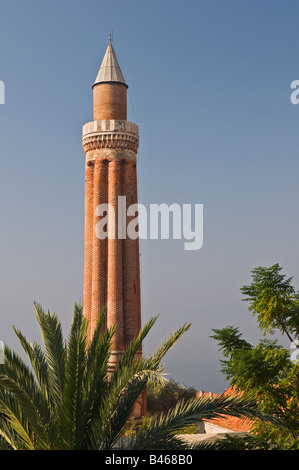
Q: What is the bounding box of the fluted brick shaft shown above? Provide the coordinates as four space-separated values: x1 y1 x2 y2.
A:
107 159 124 370
83 162 94 338
123 161 140 347
91 159 108 338
133 163 142 353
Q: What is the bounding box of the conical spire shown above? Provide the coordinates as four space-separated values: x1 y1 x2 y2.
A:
93 34 127 88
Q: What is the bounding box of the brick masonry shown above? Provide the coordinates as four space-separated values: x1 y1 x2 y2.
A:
93 82 127 121
82 77 146 417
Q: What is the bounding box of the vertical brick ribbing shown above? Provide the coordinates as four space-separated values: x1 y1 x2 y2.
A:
123 161 138 345
132 163 142 352
123 160 146 418
107 159 124 370
133 162 147 416
83 162 94 337
91 159 108 339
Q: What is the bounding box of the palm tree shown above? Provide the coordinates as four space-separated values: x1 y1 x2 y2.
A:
0 302 281 450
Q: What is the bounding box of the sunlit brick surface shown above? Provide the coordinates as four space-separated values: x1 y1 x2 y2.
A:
82 68 146 417
93 83 127 121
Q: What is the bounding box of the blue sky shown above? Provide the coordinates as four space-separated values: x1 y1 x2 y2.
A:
1 0 299 393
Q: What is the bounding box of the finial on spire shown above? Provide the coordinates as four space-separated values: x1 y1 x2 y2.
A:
93 32 127 88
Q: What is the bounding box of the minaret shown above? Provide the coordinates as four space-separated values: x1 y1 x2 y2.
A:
82 36 145 417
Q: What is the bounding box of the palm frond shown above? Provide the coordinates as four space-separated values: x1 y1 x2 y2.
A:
110 321 191 398
115 317 159 371
0 375 49 449
12 327 49 401
0 392 35 449
145 322 192 371
125 394 282 450
81 325 116 448
104 374 149 449
84 305 107 375
189 439 227 450
2 301 271 451
0 413 20 450
34 302 65 411
0 345 51 446
91 325 191 450
60 302 88 449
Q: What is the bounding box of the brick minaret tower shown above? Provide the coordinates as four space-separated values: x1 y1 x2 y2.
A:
82 35 145 417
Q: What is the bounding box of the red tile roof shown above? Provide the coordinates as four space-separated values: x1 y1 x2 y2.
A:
197 387 253 433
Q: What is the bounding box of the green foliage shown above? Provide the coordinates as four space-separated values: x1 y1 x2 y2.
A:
123 415 152 438
175 423 199 435
241 263 299 340
146 379 201 435
212 263 299 449
210 434 279 450
0 302 191 450
121 393 279 450
0 300 277 450
147 379 198 415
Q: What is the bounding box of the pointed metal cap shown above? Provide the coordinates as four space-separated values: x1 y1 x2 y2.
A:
93 34 128 88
